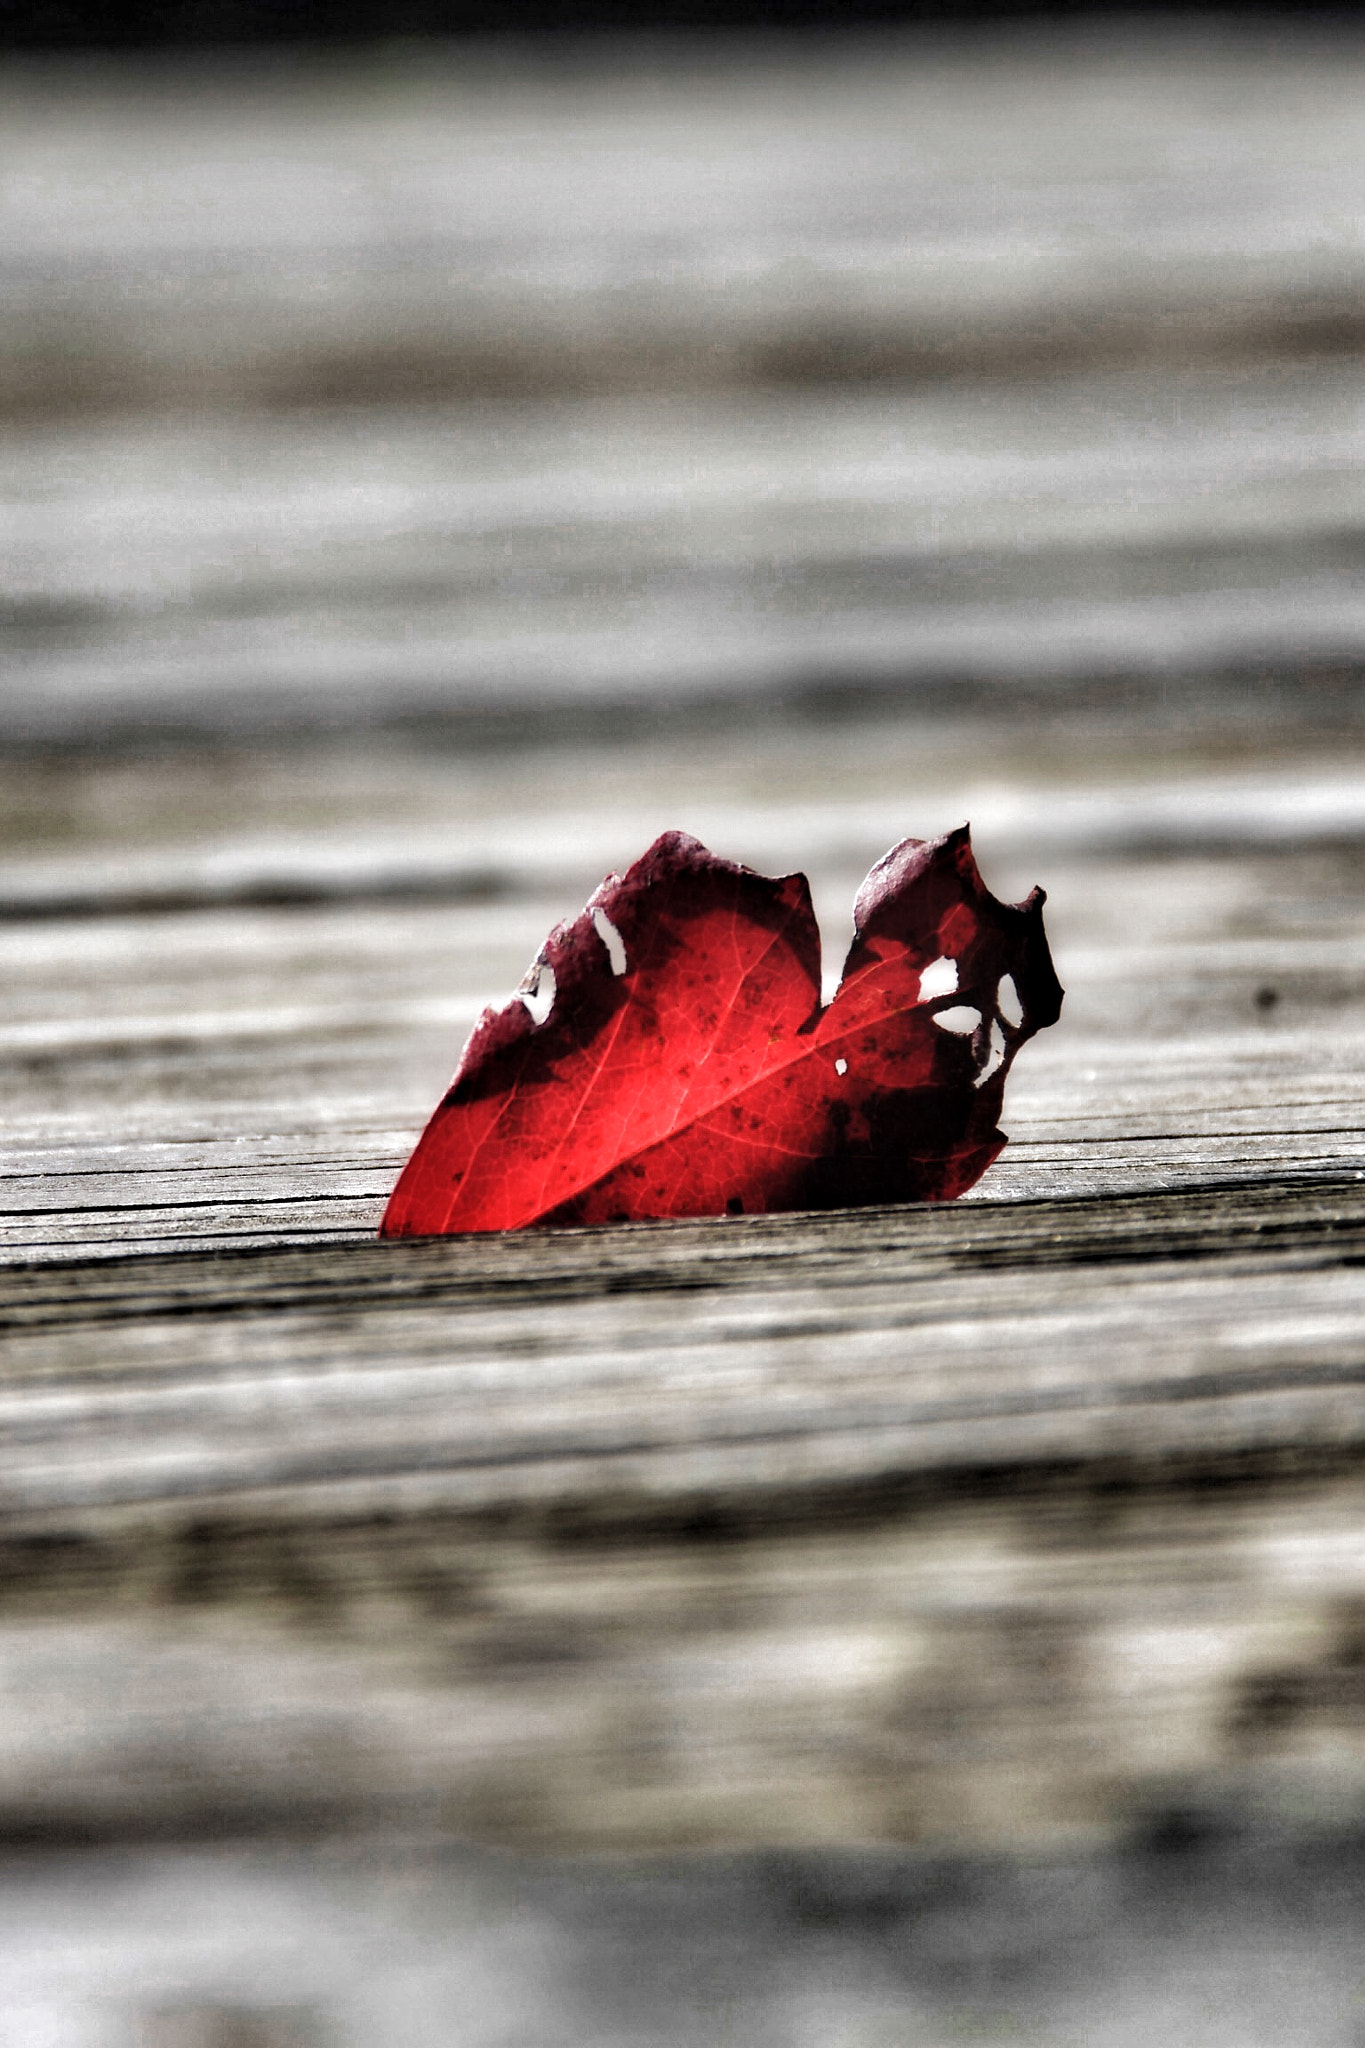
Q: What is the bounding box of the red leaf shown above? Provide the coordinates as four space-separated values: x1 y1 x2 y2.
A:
381 826 1062 1236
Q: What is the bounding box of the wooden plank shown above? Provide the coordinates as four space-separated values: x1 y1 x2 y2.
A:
7 50 1365 750
0 1179 1362 1852
6 33 1365 423
13 1826 1365 2048
2 773 1363 1256
5 1176 1365 1524
6 374 1365 752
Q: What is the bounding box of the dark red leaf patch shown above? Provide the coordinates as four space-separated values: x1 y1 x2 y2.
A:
381 827 1062 1236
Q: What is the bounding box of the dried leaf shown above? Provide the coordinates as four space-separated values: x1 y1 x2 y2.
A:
381 826 1062 1235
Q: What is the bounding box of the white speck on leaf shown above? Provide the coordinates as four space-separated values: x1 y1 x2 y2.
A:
834 1057 848 1076
918 955 958 1002
592 908 628 976
933 1005 981 1036
518 961 556 1027
997 974 1024 1028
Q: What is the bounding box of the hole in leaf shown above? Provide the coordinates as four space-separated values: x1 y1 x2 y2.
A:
975 1017 1007 1087
933 1005 981 1036
918 955 959 1002
592 907 628 976
518 961 556 1027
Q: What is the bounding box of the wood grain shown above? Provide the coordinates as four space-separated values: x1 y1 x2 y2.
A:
7 35 1365 422
0 688 1362 1852
2 767 1363 1258
0 1175 1361 1851
4 1173 1365 1526
4 41 1365 2047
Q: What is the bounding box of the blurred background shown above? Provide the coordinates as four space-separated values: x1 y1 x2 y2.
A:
3 1 1365 2040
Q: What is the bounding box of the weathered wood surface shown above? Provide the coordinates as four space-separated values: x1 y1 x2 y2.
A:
7 31 1364 423
2 735 1364 1258
7 1176 1365 1515
0 1175 1363 1854
10 1829 1365 2048
2 29 1365 1950
6 31 1365 754
8 366 1365 754
2 613 1365 1866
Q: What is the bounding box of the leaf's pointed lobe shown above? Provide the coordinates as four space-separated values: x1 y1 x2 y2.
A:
381 830 822 1236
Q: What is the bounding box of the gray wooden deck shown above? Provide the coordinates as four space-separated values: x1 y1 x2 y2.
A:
3 23 1365 2043
2 1171 1364 1846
